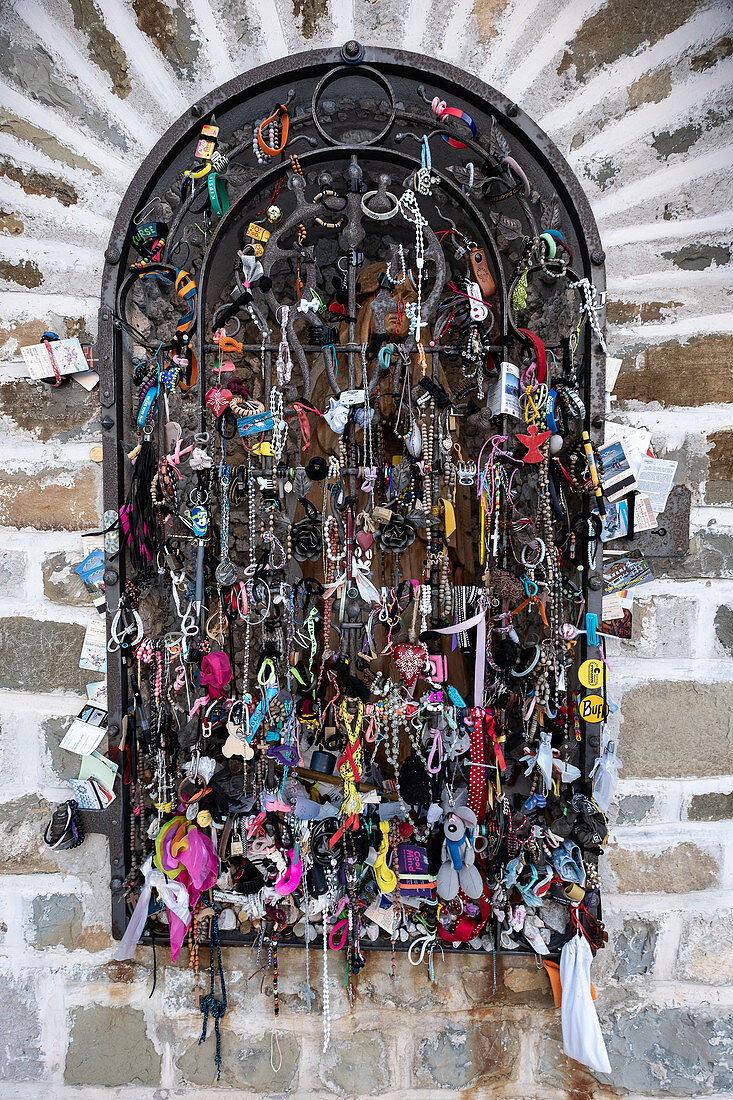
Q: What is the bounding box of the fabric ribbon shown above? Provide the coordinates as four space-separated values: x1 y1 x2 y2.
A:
429 605 487 708
115 855 190 961
324 397 349 433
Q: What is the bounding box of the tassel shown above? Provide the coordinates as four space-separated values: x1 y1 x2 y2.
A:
122 439 157 572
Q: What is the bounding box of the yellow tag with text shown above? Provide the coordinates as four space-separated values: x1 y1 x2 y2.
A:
578 659 606 690
579 694 609 724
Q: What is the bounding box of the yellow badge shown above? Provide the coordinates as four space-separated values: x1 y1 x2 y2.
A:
196 810 213 828
246 222 270 243
578 658 606 690
579 694 609 724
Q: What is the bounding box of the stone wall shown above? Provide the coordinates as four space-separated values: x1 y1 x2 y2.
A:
0 1 731 1096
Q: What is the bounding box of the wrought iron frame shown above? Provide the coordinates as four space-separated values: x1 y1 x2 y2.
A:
97 43 606 946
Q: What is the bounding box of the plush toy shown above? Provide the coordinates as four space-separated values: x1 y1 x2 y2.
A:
436 805 483 900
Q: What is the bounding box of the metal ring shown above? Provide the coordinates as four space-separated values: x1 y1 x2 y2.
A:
361 190 400 220
311 64 396 147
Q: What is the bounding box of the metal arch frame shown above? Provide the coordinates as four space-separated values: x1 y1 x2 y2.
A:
97 43 606 940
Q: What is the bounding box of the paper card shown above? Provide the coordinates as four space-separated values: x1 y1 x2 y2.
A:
605 356 623 393
75 548 106 589
79 618 107 673
68 778 106 810
365 895 397 934
20 337 89 381
78 751 117 799
603 557 654 595
602 594 624 621
602 609 632 639
488 361 521 419
633 494 658 533
598 438 638 503
636 457 677 514
72 370 99 391
60 718 106 756
86 680 108 709
600 500 628 542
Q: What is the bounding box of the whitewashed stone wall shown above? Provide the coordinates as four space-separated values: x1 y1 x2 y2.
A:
0 1 731 1096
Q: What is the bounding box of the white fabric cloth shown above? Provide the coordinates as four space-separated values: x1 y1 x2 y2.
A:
560 933 612 1074
115 855 190 961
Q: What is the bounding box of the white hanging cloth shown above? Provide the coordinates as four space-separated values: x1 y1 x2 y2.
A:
560 933 612 1074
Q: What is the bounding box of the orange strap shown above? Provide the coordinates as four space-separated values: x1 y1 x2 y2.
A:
543 959 596 1008
257 105 289 156
512 593 549 627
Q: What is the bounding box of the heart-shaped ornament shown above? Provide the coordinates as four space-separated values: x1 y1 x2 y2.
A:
356 529 374 551
205 387 233 417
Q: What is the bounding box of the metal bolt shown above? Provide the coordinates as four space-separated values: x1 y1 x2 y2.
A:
111 819 118 827
592 415 604 429
341 39 363 63
111 877 123 889
191 102 203 117
103 389 110 396
506 102 519 117
103 568 119 585
113 857 119 865
104 246 120 264
101 416 114 430
591 249 606 265
589 576 602 591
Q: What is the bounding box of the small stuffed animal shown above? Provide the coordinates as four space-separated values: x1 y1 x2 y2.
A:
436 805 483 900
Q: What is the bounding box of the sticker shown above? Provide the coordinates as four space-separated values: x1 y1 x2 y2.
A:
578 659 606 690
579 694 609 723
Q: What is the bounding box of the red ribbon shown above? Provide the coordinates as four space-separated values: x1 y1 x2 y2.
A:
518 328 547 384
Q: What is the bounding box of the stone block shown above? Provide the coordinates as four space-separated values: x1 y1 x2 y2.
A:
612 793 654 825
625 594 698 658
687 791 733 821
557 0 700 81
620 681 733 778
42 713 76 780
0 547 27 595
42 551 90 605
532 1012 606 1095
31 893 83 949
412 1018 517 1089
608 841 719 894
677 913 733 984
653 528 733 580
0 378 98 442
714 605 733 657
0 974 43 1082
615 334 733 407
177 1028 298 1090
319 1028 389 1095
65 1005 160 1087
707 429 733 504
0 617 93 693
0 465 100 530
612 918 658 979
0 796 108 875
602 1005 733 1094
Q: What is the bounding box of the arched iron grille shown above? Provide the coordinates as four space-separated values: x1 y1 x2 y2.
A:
98 43 606 951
